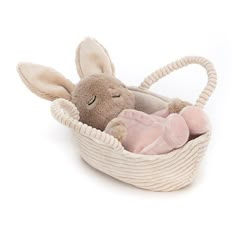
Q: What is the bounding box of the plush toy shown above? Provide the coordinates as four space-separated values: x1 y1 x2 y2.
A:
17 38 209 155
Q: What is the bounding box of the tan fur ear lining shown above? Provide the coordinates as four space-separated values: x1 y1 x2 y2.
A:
75 38 115 79
17 63 75 101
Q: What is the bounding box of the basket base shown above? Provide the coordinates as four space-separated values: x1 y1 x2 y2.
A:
75 132 210 192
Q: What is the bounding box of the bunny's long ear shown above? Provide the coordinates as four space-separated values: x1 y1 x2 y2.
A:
75 38 115 79
17 63 75 101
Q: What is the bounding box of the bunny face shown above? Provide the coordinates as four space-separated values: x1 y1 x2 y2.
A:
17 38 136 131
72 74 135 130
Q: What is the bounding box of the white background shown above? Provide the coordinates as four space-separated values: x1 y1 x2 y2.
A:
0 1 235 235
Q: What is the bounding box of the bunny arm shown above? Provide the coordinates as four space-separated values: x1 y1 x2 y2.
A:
104 118 128 142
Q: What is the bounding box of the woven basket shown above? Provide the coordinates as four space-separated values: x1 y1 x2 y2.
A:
51 56 217 191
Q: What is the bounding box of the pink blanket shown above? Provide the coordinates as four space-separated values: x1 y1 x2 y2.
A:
119 109 189 154
107 106 210 155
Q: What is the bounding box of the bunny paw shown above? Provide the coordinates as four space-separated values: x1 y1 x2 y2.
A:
105 118 127 142
168 98 192 114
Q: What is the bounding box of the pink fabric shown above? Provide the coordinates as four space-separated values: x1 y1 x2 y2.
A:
117 106 210 155
180 106 210 135
118 109 189 155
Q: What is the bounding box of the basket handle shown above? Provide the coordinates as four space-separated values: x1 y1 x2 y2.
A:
139 56 217 108
51 98 124 151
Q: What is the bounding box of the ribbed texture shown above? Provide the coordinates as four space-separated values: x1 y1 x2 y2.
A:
50 56 217 191
76 132 210 191
139 56 217 108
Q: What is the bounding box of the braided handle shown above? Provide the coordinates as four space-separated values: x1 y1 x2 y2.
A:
51 99 124 151
139 56 217 108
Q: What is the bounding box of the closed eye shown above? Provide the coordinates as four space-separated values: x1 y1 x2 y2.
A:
88 96 96 105
112 94 121 98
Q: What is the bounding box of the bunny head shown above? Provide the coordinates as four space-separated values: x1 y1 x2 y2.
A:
17 38 135 130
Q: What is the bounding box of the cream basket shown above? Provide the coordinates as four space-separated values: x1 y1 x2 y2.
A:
51 56 217 192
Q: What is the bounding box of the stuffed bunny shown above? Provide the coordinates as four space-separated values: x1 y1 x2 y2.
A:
17 38 187 131
18 38 209 155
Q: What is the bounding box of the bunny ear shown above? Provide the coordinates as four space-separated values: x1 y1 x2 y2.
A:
75 38 115 79
17 63 75 101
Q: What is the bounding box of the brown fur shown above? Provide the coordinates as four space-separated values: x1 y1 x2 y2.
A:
168 98 191 114
71 74 135 130
105 118 128 141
